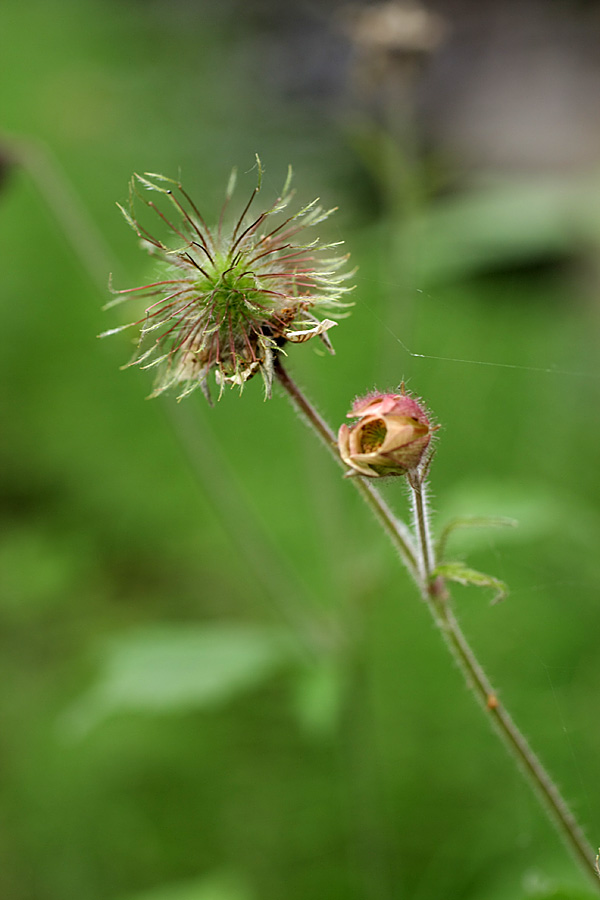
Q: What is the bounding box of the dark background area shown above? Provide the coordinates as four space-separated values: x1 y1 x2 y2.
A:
1 1 600 899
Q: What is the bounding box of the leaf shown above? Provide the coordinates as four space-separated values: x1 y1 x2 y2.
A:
432 562 508 604
438 479 600 550
437 515 518 561
61 623 293 736
401 174 600 287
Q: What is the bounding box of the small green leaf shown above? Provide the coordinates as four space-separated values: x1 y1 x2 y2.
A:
432 562 508 604
438 480 584 548
437 515 518 561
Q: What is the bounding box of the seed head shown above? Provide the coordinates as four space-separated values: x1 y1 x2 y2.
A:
338 389 433 477
102 158 354 401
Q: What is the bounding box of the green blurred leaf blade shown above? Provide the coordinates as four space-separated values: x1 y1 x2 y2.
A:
62 623 294 735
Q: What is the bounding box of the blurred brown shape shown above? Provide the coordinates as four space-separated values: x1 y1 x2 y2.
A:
0 142 16 194
344 0 447 57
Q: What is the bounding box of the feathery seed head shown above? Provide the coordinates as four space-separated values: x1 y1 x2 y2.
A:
102 158 354 401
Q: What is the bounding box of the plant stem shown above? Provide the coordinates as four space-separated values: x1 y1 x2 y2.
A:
408 471 433 580
273 357 419 582
275 357 599 889
408 472 599 886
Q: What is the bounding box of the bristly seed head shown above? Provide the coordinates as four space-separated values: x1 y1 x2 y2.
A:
101 157 355 401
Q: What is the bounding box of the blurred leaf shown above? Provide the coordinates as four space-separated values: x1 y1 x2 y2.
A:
438 480 600 551
292 657 347 739
62 623 295 736
433 562 508 604
437 515 518 561
404 174 600 286
120 871 253 900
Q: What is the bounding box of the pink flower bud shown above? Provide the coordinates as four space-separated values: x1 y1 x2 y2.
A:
338 391 432 477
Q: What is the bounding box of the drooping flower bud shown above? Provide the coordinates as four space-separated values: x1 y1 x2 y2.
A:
338 390 432 477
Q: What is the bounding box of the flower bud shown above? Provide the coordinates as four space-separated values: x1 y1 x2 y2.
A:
338 391 432 477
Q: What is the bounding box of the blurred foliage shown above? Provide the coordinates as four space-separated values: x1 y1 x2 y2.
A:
122 870 254 900
1 1 600 899
62 624 297 735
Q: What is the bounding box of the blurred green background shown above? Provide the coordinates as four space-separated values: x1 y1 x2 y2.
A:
1 1 600 899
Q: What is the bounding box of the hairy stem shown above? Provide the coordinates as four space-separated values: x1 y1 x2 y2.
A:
444 600 597 879
273 357 419 581
408 471 434 580
408 473 598 885
276 358 599 889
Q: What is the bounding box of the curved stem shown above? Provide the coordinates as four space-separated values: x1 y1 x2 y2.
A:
273 357 419 582
276 357 599 890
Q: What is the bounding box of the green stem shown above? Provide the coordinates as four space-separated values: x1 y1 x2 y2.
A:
441 599 597 881
408 473 599 888
276 358 599 890
273 357 419 582
408 471 433 580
